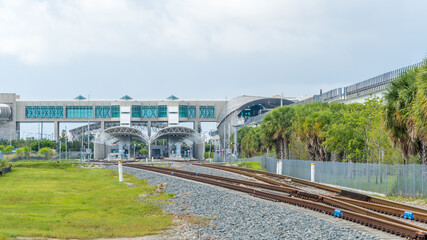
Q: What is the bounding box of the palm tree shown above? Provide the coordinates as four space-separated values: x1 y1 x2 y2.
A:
413 61 427 163
293 102 332 161
383 63 426 164
241 127 262 157
260 106 294 159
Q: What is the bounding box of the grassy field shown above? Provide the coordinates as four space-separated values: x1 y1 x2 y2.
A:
0 161 173 239
234 161 266 171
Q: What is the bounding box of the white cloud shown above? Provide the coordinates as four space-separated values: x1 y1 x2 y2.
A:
0 0 425 65
0 0 334 64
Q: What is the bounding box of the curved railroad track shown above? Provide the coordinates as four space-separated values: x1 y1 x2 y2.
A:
123 163 427 239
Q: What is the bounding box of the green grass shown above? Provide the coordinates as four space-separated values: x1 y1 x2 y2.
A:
375 195 427 204
234 161 266 171
0 162 173 239
11 159 80 163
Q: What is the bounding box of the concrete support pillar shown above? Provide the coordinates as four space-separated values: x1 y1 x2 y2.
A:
223 124 227 150
196 105 200 119
101 121 105 130
228 124 231 149
194 140 205 160
147 121 152 137
54 121 59 142
16 122 20 139
175 142 182 158
94 143 105 159
148 142 152 159
167 137 176 158
194 121 201 133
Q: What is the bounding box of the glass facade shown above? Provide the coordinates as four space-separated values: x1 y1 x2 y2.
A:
66 106 93 118
25 106 64 119
179 105 188 117
188 106 196 118
25 104 215 119
179 105 196 118
141 106 158 118
132 105 168 118
95 106 111 118
111 105 120 118
132 105 141 117
199 106 215 118
158 105 167 118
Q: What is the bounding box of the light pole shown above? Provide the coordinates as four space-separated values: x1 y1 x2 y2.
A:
38 122 40 152
281 92 284 107
87 94 90 161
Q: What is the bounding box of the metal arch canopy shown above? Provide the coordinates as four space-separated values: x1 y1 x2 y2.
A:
103 126 150 144
217 96 294 126
150 126 200 143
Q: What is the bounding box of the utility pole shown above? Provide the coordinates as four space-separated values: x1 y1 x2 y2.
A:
65 126 68 159
223 124 226 162
81 129 84 163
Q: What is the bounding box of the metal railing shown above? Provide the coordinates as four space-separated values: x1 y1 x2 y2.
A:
293 60 426 105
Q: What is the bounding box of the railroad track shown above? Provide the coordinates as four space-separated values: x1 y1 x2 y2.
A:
91 159 202 164
91 160 137 164
123 164 427 239
197 164 427 222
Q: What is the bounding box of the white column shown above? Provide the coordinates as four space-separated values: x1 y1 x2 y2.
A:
277 161 282 175
311 163 315 182
118 162 123 182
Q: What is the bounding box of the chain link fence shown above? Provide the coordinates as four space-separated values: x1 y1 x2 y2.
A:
212 153 264 163
259 157 426 197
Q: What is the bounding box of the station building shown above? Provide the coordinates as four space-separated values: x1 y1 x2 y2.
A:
0 93 294 159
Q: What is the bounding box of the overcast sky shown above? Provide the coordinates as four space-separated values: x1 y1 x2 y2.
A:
0 0 426 101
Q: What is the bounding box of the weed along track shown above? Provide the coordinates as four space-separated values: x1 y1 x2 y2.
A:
123 164 427 239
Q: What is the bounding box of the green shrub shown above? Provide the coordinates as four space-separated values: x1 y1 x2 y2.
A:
0 159 9 168
38 147 54 159
204 152 213 159
139 148 148 155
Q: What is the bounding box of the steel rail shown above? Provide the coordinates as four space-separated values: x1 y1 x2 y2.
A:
200 164 427 215
133 165 299 192
127 164 427 231
123 164 427 239
204 164 427 223
331 195 427 223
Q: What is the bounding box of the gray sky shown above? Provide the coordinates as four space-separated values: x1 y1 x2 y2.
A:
0 0 426 101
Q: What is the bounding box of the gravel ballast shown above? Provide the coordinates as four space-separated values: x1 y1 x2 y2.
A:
178 164 254 181
108 165 380 240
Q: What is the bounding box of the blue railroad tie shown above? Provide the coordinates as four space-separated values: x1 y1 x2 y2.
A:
196 173 199 176
171 172 174 175
402 211 414 220
333 209 343 218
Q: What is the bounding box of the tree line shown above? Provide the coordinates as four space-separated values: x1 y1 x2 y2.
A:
233 60 426 164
